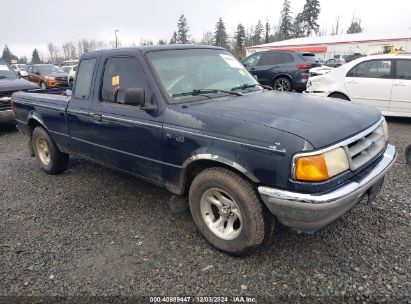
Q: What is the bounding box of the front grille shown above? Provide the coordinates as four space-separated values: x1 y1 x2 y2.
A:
344 123 385 171
0 91 12 111
0 91 13 98
56 77 67 81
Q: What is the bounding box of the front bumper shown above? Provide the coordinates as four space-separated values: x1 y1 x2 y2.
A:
258 144 397 233
0 110 14 123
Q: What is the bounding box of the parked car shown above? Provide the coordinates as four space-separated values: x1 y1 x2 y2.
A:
61 65 74 73
12 46 396 255
306 54 411 117
0 60 39 123
68 65 77 86
324 55 346 68
242 51 321 92
26 64 69 90
309 66 335 77
345 53 365 63
10 64 27 72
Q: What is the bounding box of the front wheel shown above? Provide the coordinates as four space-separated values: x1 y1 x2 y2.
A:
32 127 69 174
40 81 47 90
189 168 274 256
273 77 292 92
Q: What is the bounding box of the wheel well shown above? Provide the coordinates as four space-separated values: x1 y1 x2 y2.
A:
181 160 256 196
27 119 45 137
273 74 292 83
328 92 351 101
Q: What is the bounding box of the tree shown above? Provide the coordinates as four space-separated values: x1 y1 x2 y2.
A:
331 16 341 35
1 44 18 64
347 15 363 34
18 56 28 64
31 48 41 64
170 31 178 44
213 18 228 48
293 13 305 38
201 31 213 45
177 14 190 44
157 39 167 45
234 23 246 57
264 22 271 43
279 0 294 40
301 0 321 36
252 20 264 45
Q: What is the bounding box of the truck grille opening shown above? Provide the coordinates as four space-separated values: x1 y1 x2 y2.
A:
0 91 12 111
344 123 386 171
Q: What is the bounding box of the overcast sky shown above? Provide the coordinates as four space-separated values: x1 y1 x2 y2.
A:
2 0 411 58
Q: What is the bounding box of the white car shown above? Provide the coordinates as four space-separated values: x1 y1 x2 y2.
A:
68 65 77 86
306 54 411 117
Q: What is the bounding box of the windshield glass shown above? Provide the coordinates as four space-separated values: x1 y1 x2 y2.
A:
0 63 17 79
39 65 64 74
147 49 260 103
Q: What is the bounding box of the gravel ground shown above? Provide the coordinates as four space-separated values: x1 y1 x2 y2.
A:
0 118 410 303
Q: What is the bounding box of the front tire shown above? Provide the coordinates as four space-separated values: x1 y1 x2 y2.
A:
40 81 47 90
273 77 292 92
32 127 68 174
189 168 274 256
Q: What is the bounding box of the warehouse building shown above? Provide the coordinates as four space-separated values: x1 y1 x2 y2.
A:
245 30 411 60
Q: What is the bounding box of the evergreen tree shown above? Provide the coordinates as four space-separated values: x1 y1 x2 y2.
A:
213 18 228 48
157 39 167 45
293 13 305 38
31 48 41 64
301 0 321 36
177 15 190 44
264 22 271 43
234 24 246 56
170 32 178 44
347 16 363 34
252 20 264 45
279 0 293 40
1 44 18 64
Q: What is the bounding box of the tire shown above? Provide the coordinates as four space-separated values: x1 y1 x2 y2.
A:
40 81 47 90
189 167 274 256
273 77 292 92
68 79 73 87
32 127 69 174
328 93 350 101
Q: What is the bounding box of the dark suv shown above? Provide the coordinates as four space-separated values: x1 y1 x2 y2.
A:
243 51 321 92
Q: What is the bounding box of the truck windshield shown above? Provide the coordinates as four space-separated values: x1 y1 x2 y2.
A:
0 63 17 79
147 49 260 103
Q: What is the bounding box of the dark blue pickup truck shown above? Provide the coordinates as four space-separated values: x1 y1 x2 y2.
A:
12 45 396 255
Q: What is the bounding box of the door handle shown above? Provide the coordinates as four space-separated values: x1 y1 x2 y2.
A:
90 113 102 122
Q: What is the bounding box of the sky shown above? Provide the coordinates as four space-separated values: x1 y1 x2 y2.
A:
1 0 411 59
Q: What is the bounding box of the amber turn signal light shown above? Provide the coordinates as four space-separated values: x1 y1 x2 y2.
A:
295 154 329 182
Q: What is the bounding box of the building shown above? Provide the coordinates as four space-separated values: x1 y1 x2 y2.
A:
245 30 411 60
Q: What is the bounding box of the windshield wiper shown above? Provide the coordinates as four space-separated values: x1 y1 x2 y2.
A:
231 83 272 91
172 89 243 98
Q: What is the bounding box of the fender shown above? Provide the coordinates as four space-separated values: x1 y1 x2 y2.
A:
169 153 260 195
27 111 48 132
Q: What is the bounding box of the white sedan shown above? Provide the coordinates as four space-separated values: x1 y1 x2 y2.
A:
306 54 411 117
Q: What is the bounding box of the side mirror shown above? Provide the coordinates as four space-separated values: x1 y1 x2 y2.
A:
19 70 28 78
124 88 145 106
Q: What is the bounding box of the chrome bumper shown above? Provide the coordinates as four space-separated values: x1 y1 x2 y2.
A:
0 110 14 123
258 144 397 233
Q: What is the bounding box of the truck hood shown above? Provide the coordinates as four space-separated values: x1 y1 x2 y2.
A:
0 78 39 92
184 90 381 148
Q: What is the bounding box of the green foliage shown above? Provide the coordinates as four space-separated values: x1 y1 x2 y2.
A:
177 15 190 44
265 22 271 43
347 16 363 34
252 20 264 45
301 0 321 36
170 32 178 44
31 48 41 64
213 18 228 49
293 13 306 38
1 44 18 64
234 24 246 56
279 0 293 40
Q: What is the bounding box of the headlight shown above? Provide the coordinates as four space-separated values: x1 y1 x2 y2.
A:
294 147 349 182
45 76 55 80
382 118 389 140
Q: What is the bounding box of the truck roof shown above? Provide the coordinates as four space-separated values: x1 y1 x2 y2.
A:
84 44 226 56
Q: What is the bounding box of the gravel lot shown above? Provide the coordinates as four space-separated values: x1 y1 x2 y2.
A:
1 118 410 302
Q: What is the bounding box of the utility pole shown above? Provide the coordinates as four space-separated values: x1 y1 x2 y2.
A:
115 30 119 48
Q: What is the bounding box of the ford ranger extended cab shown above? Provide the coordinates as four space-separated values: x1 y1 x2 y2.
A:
12 45 396 255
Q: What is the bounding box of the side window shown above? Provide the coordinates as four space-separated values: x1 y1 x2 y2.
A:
347 60 392 79
259 53 280 65
32 66 39 74
243 54 262 67
101 57 148 104
73 58 96 99
27 66 32 73
396 60 411 80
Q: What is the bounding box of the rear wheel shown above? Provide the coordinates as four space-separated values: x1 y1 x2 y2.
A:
273 77 292 92
189 168 274 256
32 127 68 174
328 93 350 101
